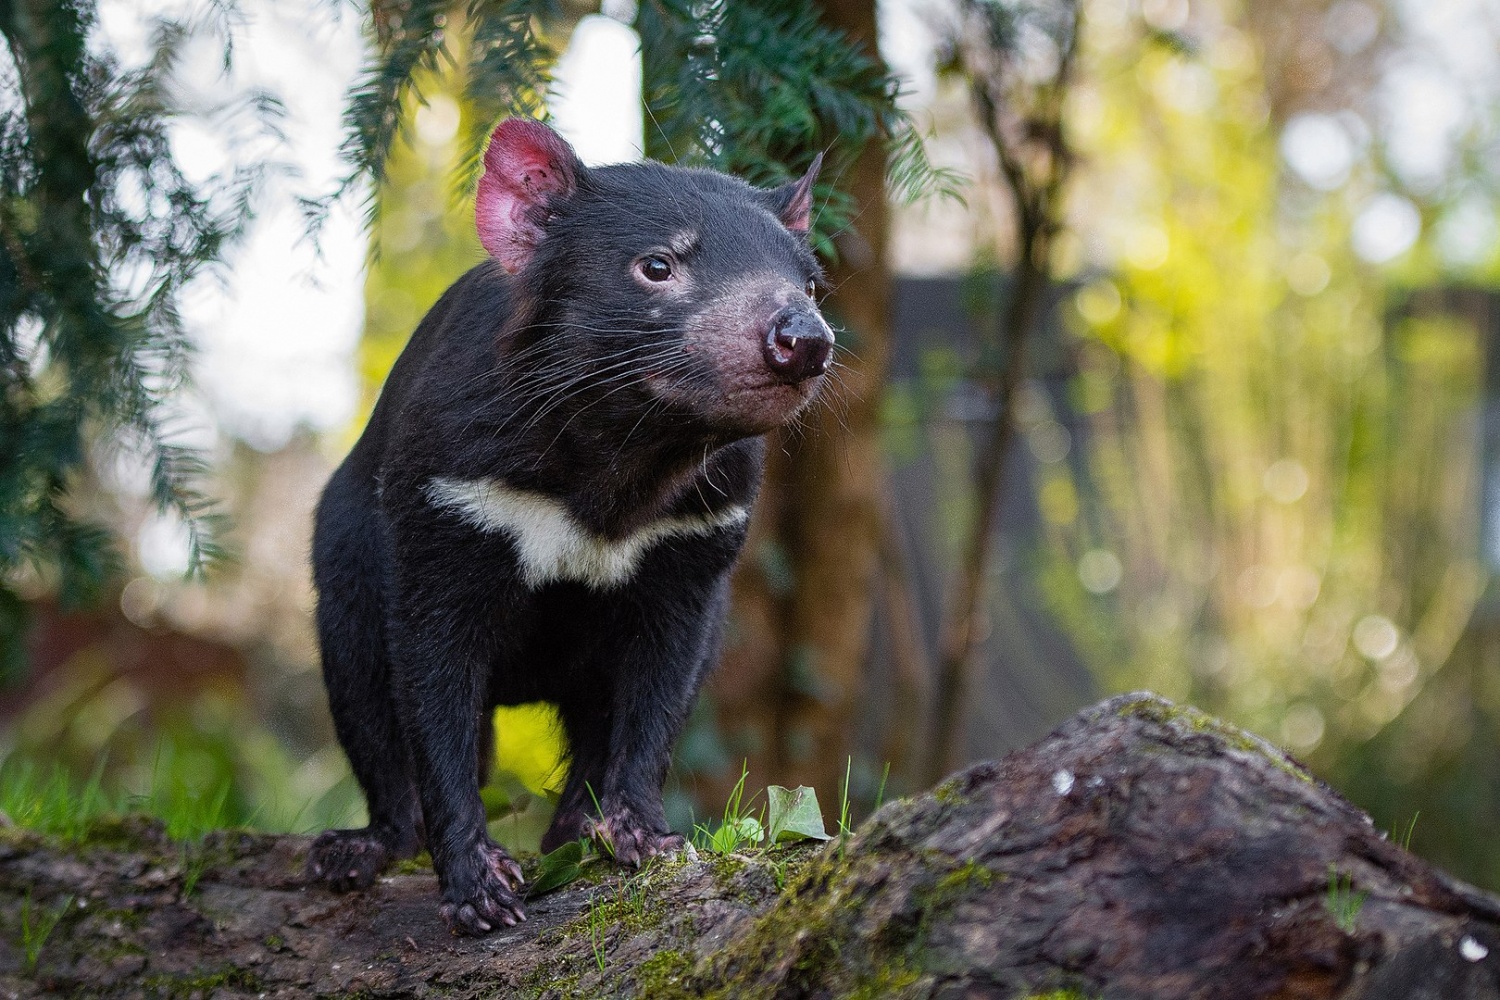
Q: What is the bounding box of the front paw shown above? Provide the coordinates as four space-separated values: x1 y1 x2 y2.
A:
587 810 686 867
306 828 394 892
439 839 527 936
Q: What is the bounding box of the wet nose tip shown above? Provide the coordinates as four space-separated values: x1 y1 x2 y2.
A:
764 311 833 383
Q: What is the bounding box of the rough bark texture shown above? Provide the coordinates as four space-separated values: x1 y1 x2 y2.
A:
5 693 1499 999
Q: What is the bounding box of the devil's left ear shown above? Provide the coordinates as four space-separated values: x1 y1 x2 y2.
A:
769 152 823 234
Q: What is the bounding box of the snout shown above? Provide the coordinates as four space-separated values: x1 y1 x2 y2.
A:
763 309 834 384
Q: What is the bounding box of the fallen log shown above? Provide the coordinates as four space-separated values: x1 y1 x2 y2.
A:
2 692 1498 999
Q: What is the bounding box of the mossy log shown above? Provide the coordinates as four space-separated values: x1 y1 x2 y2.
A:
3 692 1499 999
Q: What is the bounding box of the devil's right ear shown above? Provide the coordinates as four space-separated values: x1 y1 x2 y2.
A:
767 152 823 235
475 118 583 273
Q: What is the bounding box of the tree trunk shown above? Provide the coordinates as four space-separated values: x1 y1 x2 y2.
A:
711 0 892 803
7 693 1500 999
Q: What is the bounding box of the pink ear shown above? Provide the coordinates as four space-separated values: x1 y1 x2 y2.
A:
475 118 581 273
774 152 823 234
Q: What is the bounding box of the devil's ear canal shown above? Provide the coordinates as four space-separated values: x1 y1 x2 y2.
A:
770 152 823 235
475 118 583 273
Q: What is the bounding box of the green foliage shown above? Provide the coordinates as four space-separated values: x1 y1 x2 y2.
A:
764 785 831 844
526 780 835 902
2 749 233 899
692 771 843 853
456 1 556 189
140 745 234 841
0 0 271 663
492 702 566 797
837 756 853 838
587 892 610 971
873 761 890 814
2 663 360 841
338 0 558 218
0 759 114 839
339 0 956 253
1396 812 1420 853
638 0 890 168
1324 865 1366 934
19 891 72 970
692 763 763 853
178 847 206 896
527 838 586 897
637 0 960 255
1 744 234 848
1021 4 1499 885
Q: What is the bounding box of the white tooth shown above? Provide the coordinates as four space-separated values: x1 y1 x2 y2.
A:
788 337 798 349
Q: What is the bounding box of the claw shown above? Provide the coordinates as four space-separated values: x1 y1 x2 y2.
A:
439 839 529 936
588 810 683 867
306 828 399 892
493 855 525 887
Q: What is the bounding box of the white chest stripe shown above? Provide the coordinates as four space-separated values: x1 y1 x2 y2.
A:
425 476 748 589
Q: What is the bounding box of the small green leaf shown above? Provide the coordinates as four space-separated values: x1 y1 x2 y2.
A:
766 785 831 844
528 839 586 898
708 815 764 853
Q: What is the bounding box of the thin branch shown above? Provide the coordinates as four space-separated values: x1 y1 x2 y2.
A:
924 0 1084 784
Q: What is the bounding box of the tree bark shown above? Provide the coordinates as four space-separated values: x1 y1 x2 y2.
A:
6 693 1500 999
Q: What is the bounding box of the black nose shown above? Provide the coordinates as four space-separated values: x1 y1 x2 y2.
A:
763 309 833 383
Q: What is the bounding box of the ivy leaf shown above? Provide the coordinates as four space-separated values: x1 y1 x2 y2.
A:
765 785 832 844
527 839 586 898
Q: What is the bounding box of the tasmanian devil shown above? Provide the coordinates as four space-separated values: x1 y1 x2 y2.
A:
305 117 833 935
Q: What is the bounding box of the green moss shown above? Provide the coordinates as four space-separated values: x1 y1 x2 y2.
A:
75 814 173 852
633 949 694 993
675 847 863 998
699 848 816 905
30 816 168 863
521 846 909 1000
931 778 970 805
141 964 263 999
533 971 583 998
389 852 434 875
82 936 148 963
701 851 749 888
519 867 681 999
931 858 996 896
1116 696 1314 783
518 944 590 1000
841 964 925 999
903 856 1005 969
88 906 147 932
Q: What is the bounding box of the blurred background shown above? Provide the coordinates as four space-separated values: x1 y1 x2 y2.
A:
3 0 1499 889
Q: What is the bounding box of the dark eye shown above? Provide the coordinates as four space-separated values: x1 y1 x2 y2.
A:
805 278 817 298
639 256 673 282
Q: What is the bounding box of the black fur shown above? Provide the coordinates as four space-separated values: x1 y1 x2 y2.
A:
306 124 830 936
